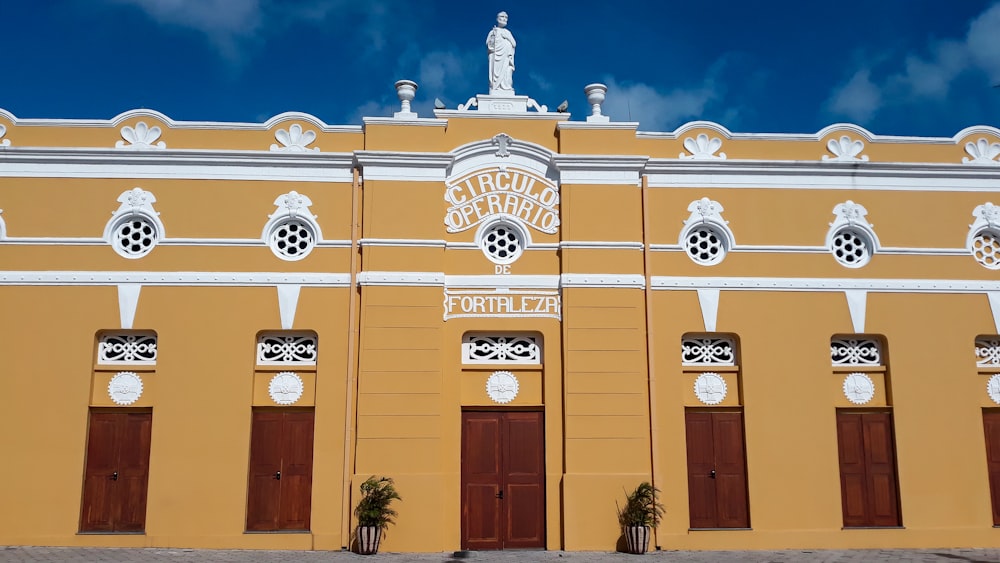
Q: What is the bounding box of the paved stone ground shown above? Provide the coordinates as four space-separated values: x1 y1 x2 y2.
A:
2 547 999 563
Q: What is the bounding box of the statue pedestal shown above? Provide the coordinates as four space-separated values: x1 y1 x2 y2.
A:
458 94 547 113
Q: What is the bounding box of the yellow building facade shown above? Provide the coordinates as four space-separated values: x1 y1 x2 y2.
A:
2 83 1000 553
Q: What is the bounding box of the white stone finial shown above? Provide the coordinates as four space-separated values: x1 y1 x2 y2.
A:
487 11 516 96
584 83 609 123
394 80 419 119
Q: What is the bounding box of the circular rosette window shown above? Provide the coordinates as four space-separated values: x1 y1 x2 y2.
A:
486 370 520 404
971 229 1000 270
108 371 144 405
478 220 527 265
693 372 727 405
111 216 159 258
830 228 873 268
268 218 317 261
268 372 304 405
683 225 728 265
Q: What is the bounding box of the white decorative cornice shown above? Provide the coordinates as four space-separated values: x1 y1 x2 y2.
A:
0 271 350 286
0 147 355 182
823 136 869 162
551 154 648 185
354 151 454 182
962 138 1000 165
363 117 449 127
680 134 726 160
434 109 569 121
270 124 319 152
116 122 166 150
0 123 9 147
557 121 640 131
0 108 361 133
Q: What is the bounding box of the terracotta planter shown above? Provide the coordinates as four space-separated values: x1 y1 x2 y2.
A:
356 526 382 555
623 525 651 554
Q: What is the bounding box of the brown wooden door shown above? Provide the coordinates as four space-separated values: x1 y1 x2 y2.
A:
246 409 315 531
684 410 750 528
80 410 152 533
983 410 1000 525
836 410 901 527
461 411 545 550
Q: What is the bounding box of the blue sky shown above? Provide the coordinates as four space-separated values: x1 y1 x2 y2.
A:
2 0 1000 136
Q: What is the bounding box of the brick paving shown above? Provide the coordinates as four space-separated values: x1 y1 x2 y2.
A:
2 547 999 563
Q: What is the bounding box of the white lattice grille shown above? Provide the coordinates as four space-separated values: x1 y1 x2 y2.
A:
830 228 872 267
98 332 157 365
831 338 882 366
112 217 158 258
463 334 541 364
682 336 736 366
683 226 727 265
257 333 318 365
480 223 525 265
268 218 316 260
976 337 1000 367
972 231 1000 269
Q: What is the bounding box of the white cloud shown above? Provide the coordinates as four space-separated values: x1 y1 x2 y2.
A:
601 77 715 131
110 0 263 60
827 3 1000 123
827 69 882 123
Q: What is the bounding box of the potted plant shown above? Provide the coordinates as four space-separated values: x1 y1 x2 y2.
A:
617 481 664 554
354 475 402 555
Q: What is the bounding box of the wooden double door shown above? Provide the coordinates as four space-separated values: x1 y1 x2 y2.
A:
246 409 315 531
80 410 153 532
461 411 545 550
984 410 1000 526
835 410 901 527
684 410 750 528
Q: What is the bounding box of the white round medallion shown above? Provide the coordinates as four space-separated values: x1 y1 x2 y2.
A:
843 372 875 405
108 371 143 406
486 370 519 404
268 372 304 405
694 372 727 405
988 374 1000 405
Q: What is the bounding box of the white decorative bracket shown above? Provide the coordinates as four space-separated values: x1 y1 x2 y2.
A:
679 197 735 246
826 200 879 248
988 292 1000 334
492 133 512 158
823 136 868 162
115 122 166 150
261 191 322 240
697 289 720 332
0 123 9 147
277 284 302 330
845 290 867 333
680 134 726 160
962 138 1000 165
270 123 319 152
117 284 142 330
103 188 165 240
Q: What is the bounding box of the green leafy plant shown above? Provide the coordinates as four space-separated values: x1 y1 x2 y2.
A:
617 481 664 529
354 476 402 532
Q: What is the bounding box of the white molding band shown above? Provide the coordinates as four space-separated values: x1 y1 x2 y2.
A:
561 274 646 288
644 160 1000 192
0 237 352 248
0 271 350 286
353 151 454 182
560 241 644 250
551 154 649 185
357 271 445 286
0 148 356 182
448 275 560 289
653 276 1000 293
360 238 448 248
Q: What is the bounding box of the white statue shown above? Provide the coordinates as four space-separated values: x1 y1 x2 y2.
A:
486 11 516 95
